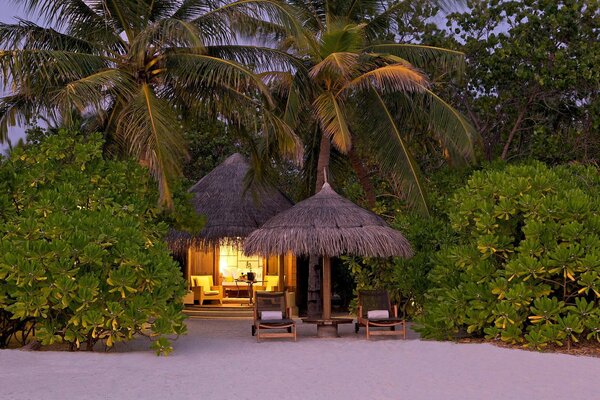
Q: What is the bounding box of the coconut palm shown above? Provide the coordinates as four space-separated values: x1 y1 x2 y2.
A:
0 0 304 206
274 0 477 215
258 0 476 317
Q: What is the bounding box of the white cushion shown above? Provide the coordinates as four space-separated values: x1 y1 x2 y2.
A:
261 311 283 320
367 310 389 319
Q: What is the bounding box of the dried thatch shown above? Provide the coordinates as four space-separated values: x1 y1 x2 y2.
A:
168 153 293 253
244 183 413 258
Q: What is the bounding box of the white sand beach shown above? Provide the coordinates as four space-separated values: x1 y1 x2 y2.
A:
1 318 599 400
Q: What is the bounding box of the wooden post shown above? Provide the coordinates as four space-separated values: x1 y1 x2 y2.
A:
278 254 285 291
322 256 331 320
187 246 192 289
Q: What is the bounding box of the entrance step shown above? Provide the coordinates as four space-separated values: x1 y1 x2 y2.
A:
184 304 254 319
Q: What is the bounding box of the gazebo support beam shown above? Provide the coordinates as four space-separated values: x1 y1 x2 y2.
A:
322 256 331 320
278 254 285 291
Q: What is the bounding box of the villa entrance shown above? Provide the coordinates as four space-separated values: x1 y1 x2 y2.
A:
185 244 297 308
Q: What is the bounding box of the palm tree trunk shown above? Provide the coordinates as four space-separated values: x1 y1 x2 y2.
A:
307 133 331 317
348 149 376 208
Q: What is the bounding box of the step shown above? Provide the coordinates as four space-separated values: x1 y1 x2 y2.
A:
184 305 254 319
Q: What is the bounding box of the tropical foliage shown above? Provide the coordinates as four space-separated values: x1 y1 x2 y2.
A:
265 0 478 214
342 166 469 317
416 162 600 349
0 0 304 206
441 0 600 162
0 130 187 354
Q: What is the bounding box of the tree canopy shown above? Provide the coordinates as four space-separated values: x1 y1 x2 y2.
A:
0 0 304 206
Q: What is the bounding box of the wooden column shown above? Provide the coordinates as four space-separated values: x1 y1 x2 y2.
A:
186 247 192 289
278 254 285 291
322 256 331 320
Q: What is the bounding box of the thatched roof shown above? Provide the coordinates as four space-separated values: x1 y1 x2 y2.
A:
244 183 413 258
168 153 293 252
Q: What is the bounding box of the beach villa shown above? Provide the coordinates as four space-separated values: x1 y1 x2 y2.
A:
169 153 298 309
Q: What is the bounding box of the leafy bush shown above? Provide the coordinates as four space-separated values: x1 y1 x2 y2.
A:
343 168 469 317
416 162 600 349
344 215 454 317
0 130 187 353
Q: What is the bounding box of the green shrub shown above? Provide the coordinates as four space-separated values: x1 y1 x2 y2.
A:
0 130 187 353
343 168 469 317
416 162 600 349
344 215 454 317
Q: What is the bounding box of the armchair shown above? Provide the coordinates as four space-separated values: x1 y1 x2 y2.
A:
254 275 279 292
191 275 223 305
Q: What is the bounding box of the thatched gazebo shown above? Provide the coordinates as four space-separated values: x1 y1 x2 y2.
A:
168 153 295 301
244 182 413 335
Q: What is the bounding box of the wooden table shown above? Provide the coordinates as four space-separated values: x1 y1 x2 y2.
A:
223 280 264 304
302 317 354 338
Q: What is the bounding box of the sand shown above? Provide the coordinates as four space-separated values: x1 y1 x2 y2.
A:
1 319 599 400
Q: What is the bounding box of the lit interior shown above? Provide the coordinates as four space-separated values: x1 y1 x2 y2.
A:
219 244 263 282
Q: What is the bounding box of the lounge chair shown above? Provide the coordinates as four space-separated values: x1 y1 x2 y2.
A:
252 291 296 342
191 275 223 305
355 290 406 340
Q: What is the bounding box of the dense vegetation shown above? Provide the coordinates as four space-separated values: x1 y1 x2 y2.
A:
441 0 600 163
415 163 600 348
0 131 187 354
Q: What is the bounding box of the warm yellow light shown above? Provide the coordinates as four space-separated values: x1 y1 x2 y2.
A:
218 243 263 281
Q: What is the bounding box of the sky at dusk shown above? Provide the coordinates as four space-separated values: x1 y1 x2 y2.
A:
1 1 30 152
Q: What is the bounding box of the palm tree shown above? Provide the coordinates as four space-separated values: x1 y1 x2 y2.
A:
0 0 304 206
268 0 477 316
277 0 477 215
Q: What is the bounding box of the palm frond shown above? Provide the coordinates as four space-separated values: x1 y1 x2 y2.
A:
259 70 314 129
362 1 408 40
286 0 326 31
313 92 352 152
279 77 305 128
168 78 303 165
115 84 188 207
54 69 137 121
318 22 365 58
412 86 478 163
194 0 306 44
366 44 465 76
130 18 206 58
171 0 222 20
229 13 295 40
0 21 98 53
364 0 465 39
145 0 180 22
0 93 46 142
165 52 274 106
206 45 304 74
338 62 429 96
310 52 360 82
360 88 430 216
19 0 103 30
261 107 304 164
0 49 108 90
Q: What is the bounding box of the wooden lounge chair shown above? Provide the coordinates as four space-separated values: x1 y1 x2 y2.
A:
355 290 406 340
252 291 296 342
191 275 223 305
